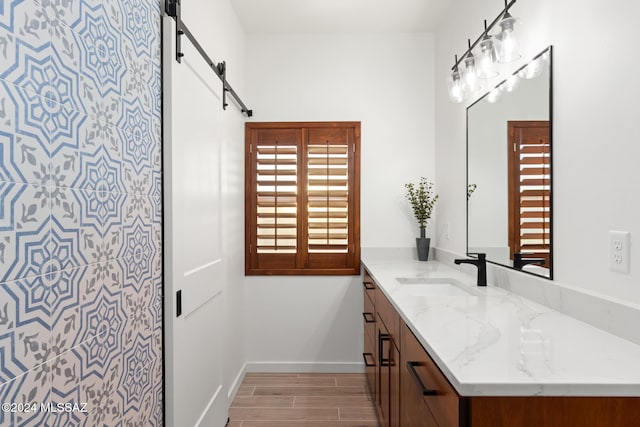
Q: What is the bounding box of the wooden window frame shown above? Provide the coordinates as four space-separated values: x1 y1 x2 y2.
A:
245 121 361 275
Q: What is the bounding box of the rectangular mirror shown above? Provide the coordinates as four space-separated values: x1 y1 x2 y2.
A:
467 46 553 279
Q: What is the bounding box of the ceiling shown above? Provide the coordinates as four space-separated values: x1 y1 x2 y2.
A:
231 0 455 33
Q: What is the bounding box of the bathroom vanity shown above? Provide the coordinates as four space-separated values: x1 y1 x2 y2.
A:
361 256 640 426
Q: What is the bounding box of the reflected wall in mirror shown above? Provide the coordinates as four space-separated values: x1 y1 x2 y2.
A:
467 46 552 279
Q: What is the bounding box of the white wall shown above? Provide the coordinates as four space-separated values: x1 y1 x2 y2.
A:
435 0 640 303
244 33 435 368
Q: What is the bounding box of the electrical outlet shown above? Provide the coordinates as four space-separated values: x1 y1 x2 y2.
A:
609 231 630 273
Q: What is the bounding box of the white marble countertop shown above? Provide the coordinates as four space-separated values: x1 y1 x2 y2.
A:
362 256 640 396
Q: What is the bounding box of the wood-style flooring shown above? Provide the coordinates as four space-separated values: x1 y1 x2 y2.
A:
228 373 379 427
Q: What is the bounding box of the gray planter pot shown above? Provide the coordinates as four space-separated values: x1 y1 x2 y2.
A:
416 228 430 261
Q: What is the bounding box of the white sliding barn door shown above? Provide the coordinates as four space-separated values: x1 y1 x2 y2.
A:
163 14 228 427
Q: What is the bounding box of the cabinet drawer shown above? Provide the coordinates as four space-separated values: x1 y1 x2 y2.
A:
363 329 376 396
363 287 375 320
363 270 376 304
364 318 375 351
401 322 462 427
401 358 439 426
376 288 399 345
363 293 376 347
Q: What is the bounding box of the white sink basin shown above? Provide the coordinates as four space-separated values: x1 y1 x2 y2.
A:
395 277 476 297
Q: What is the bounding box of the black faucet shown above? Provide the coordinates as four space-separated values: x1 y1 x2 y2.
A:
454 253 487 286
513 253 546 270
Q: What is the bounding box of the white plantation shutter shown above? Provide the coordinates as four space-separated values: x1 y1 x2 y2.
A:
246 123 360 275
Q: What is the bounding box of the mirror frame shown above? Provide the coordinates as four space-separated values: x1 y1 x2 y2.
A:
466 46 554 279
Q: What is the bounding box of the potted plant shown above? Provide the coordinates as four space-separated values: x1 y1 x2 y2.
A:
405 177 438 261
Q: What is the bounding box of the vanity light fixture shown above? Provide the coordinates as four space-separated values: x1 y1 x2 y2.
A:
495 2 522 63
476 21 499 79
462 40 482 93
447 0 521 103
448 55 468 103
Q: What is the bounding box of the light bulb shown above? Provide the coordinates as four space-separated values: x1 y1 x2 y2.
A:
518 57 544 79
487 88 501 103
496 13 521 63
476 35 498 79
541 50 551 64
462 54 481 93
447 68 468 103
500 74 520 92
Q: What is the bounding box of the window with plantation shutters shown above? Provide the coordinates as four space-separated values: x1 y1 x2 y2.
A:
245 122 360 275
508 121 551 268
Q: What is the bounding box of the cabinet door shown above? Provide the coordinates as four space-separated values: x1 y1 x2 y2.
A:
390 341 400 427
376 287 399 343
378 322 401 427
401 357 439 427
400 321 441 427
363 311 376 395
378 326 391 425
363 342 376 396
401 322 461 427
363 275 377 398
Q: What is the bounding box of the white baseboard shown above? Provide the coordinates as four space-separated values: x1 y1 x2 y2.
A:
227 362 247 401
245 361 365 373
194 385 225 427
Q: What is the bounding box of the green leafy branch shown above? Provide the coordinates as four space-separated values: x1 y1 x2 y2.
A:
467 183 477 200
405 177 438 229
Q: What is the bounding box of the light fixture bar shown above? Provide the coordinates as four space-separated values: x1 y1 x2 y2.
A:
450 0 517 71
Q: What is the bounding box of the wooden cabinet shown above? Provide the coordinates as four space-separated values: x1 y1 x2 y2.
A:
400 326 439 426
389 337 400 427
401 321 465 427
362 272 376 397
377 317 400 427
364 267 462 427
362 267 640 427
362 271 399 427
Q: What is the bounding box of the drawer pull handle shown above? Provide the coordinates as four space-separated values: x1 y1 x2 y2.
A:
363 281 375 290
362 352 375 367
379 333 391 366
407 362 437 396
362 312 375 323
